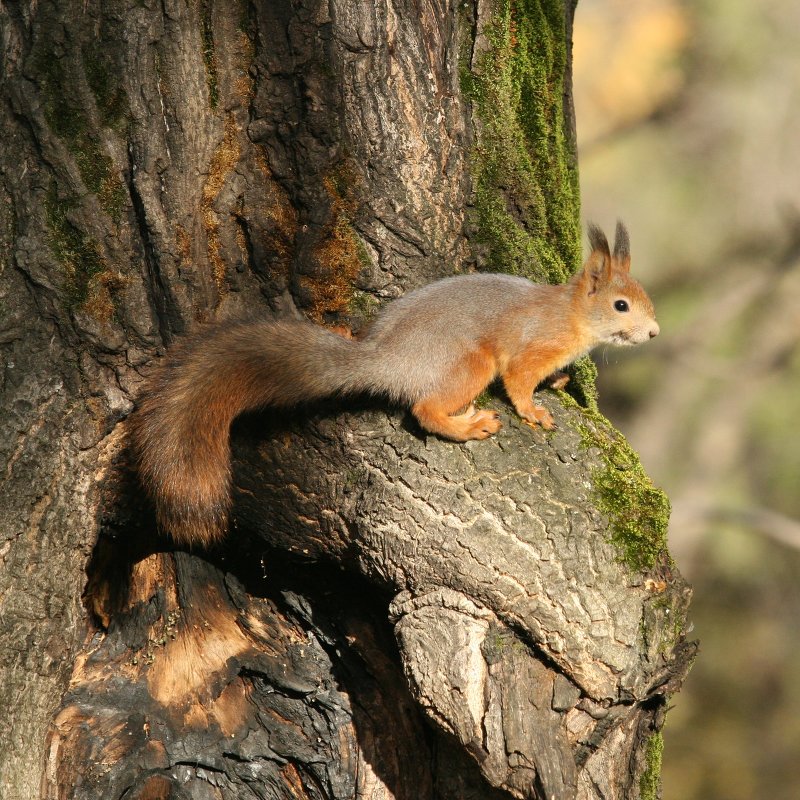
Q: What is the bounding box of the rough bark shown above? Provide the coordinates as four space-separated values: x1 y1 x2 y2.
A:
0 1 693 799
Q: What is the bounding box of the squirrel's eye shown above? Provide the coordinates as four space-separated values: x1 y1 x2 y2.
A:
614 299 629 312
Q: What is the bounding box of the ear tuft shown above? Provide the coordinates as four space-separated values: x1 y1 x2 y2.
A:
613 220 630 261
587 223 610 257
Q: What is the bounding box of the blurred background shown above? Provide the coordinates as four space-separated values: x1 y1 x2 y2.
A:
573 0 800 796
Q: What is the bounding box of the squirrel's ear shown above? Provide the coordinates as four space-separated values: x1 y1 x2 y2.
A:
613 220 631 273
581 253 610 296
587 223 611 258
581 223 613 294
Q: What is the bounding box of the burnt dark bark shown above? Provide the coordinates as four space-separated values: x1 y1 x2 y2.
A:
0 1 693 799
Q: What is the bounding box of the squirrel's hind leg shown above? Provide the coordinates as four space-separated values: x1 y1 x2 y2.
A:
411 346 501 441
412 399 501 441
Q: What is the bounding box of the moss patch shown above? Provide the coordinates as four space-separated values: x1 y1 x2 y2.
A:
569 356 599 410
462 0 581 284
647 594 688 656
349 289 380 324
33 47 127 225
481 625 527 664
46 189 122 318
639 730 664 800
562 394 670 571
302 164 370 323
0 185 17 274
82 46 128 131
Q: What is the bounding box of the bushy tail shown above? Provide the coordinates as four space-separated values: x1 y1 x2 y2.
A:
129 318 372 547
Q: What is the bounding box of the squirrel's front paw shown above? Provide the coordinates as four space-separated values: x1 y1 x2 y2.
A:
465 409 502 439
520 405 556 430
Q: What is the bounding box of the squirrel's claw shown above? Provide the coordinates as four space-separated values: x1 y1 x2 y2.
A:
519 405 556 431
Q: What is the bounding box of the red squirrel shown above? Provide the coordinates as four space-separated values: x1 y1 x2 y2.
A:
130 222 658 548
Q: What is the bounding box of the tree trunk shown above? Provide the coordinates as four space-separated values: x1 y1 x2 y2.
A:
0 1 694 799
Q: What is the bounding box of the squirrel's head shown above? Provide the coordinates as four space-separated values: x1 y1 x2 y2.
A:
571 221 659 346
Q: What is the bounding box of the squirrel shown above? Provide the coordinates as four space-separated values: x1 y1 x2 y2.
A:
129 221 658 548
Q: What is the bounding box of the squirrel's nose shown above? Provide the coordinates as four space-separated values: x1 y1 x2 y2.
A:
649 323 660 339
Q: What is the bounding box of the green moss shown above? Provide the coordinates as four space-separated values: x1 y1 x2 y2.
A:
36 58 97 185
32 49 127 225
562 394 670 571
591 433 670 571
461 0 581 285
481 625 526 664
473 389 495 409
640 730 664 800
302 168 370 322
0 185 16 274
569 356 599 410
98 174 128 226
349 289 380 322
82 47 128 130
45 189 108 310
